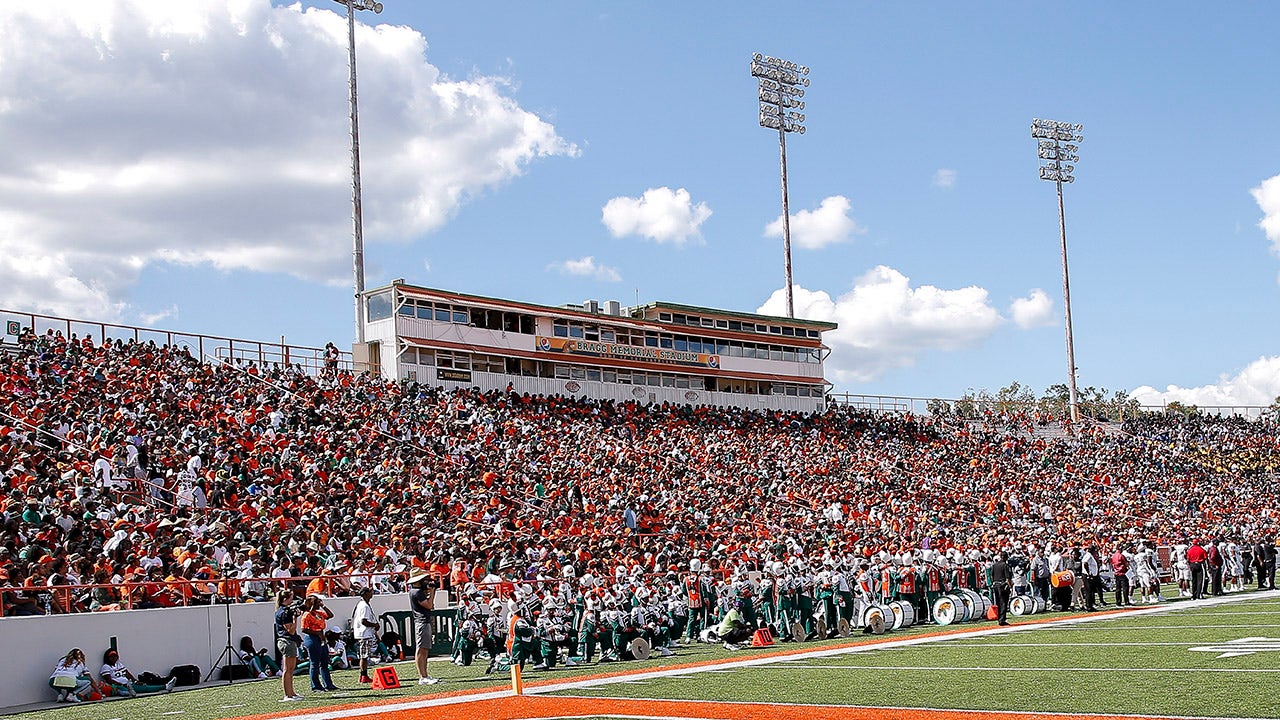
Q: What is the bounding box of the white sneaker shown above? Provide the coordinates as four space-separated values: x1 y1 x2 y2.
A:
67 695 82 704
658 647 673 657
723 642 737 651
418 677 440 685
280 696 303 703
165 677 178 692
563 657 577 666
258 672 269 679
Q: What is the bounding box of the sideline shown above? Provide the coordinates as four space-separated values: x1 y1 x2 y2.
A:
232 589 1278 720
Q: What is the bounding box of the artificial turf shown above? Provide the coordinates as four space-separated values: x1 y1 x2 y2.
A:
15 590 1278 720
555 594 1280 718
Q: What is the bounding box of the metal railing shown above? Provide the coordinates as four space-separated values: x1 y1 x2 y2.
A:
0 308 351 376
0 572 406 618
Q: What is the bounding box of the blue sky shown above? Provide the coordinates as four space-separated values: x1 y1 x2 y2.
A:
2 2 1278 405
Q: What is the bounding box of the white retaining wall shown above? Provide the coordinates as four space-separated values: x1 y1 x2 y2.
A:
0 593 411 711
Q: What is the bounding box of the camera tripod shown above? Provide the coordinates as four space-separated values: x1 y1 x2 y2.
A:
205 598 242 684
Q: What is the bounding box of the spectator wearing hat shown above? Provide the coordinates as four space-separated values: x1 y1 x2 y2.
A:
408 570 440 685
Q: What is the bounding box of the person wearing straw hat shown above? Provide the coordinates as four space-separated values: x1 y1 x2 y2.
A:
408 570 440 685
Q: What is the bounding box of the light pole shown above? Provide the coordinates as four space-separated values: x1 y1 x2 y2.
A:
752 53 809 319
334 0 383 345
1031 118 1084 423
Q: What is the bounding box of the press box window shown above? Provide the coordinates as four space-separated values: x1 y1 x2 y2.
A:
366 292 393 322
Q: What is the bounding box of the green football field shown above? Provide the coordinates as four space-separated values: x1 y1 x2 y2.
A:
17 590 1280 720
551 593 1280 718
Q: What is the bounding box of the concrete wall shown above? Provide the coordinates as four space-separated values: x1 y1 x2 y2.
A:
0 593 412 711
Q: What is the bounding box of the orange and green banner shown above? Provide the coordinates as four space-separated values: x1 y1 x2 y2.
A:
536 336 720 368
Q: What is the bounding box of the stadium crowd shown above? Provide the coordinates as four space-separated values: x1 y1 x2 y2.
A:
1 330 1277 630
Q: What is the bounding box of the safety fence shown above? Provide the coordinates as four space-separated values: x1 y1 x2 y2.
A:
0 572 406 618
0 307 351 376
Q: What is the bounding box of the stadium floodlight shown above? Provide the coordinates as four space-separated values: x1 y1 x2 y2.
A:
752 53 810 319
1031 117 1084 423
334 0 384 345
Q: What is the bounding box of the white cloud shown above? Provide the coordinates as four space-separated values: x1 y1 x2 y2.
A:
933 169 957 189
547 256 621 283
137 305 179 326
0 0 576 319
1009 289 1055 329
764 195 861 250
757 266 1003 383
1252 173 1280 253
1131 356 1280 409
601 187 711 245
0 247 123 319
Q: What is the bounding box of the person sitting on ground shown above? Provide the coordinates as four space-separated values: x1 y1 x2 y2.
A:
713 600 753 650
237 636 282 678
377 630 404 663
99 648 176 697
49 648 94 703
325 631 351 671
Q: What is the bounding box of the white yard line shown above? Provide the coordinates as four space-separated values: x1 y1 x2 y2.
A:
1013 624 1280 630
926 642 1203 647
1173 611 1280 615
262 589 1280 720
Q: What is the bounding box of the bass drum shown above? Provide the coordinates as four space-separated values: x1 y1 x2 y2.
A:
962 590 990 622
866 611 887 635
816 617 828 638
1031 596 1047 614
860 603 888 633
932 596 958 626
790 621 807 641
837 618 852 637
1010 594 1032 617
888 600 916 629
953 592 975 622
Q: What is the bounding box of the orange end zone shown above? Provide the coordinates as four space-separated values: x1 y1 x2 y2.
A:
285 694 1224 720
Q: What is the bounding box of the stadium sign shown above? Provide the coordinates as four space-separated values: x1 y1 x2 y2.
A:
536 336 720 368
1189 636 1280 658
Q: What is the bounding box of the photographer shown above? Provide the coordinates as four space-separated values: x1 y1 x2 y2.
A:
299 594 338 692
408 571 441 685
273 590 304 701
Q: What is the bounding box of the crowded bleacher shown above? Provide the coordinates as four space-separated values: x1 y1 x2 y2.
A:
1 328 1278 623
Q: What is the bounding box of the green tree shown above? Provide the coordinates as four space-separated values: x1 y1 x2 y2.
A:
927 398 953 417
1164 401 1200 418
994 381 1037 414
